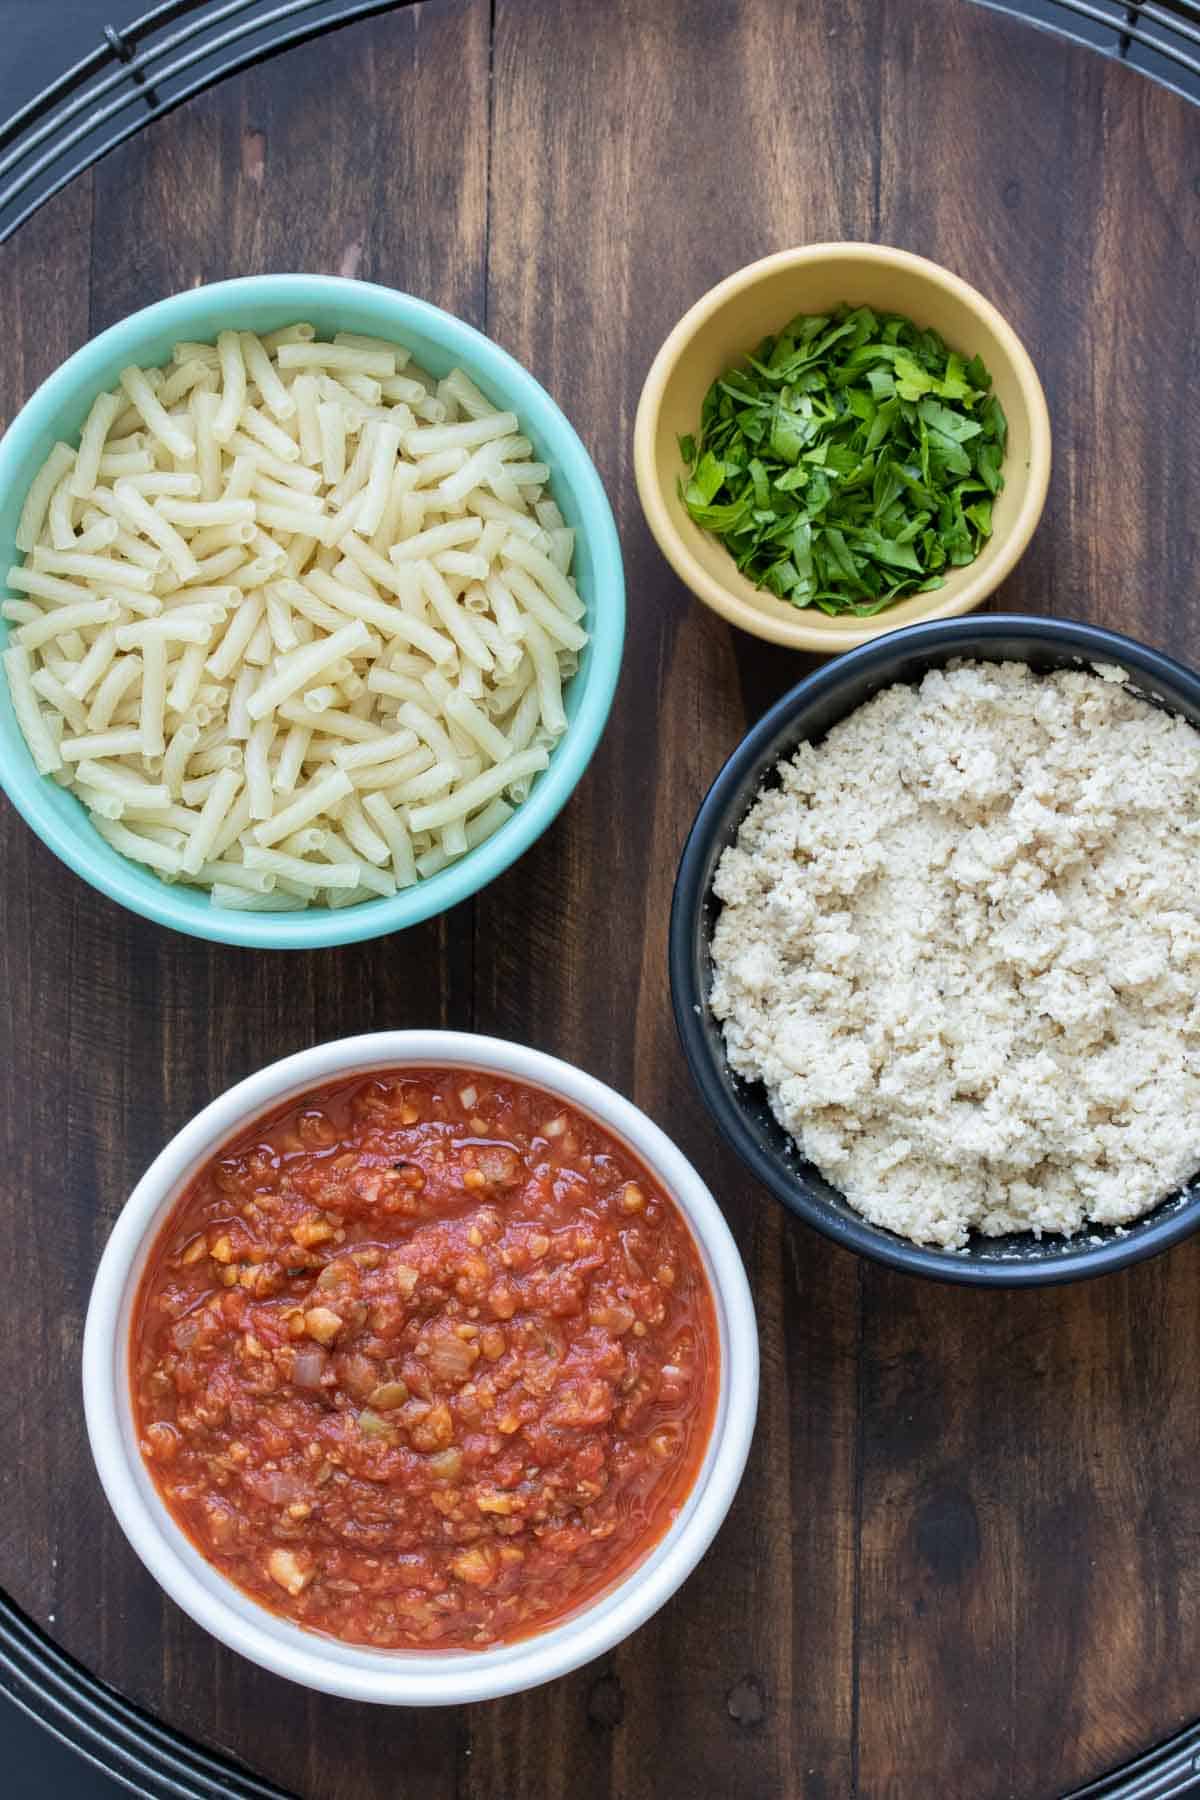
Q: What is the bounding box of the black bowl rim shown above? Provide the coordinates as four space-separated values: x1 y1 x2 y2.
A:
670 614 1200 1287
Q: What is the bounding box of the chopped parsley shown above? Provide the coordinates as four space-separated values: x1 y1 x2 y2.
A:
679 305 1007 616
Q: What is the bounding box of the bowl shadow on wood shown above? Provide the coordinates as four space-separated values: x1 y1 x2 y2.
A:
670 614 1200 1286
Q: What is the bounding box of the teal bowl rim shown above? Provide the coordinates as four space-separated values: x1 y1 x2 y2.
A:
0 275 625 948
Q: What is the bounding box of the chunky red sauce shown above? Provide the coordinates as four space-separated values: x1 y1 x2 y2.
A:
131 1069 719 1650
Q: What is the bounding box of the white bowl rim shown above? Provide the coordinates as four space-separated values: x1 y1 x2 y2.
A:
82 1031 759 1705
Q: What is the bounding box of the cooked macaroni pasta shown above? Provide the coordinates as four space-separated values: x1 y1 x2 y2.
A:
2 329 586 909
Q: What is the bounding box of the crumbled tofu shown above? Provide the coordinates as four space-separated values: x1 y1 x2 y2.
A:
710 661 1200 1248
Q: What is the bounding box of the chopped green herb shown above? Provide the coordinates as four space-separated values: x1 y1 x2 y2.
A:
678 305 1007 616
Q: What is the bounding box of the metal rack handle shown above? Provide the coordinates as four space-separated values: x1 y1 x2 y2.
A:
0 0 419 243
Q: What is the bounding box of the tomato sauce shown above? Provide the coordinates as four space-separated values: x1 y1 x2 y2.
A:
130 1069 720 1650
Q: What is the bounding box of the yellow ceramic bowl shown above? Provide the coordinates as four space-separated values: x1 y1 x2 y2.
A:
634 244 1052 654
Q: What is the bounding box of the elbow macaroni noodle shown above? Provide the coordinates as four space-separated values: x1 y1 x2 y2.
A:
2 328 586 909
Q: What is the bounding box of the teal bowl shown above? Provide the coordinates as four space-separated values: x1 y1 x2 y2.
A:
0 275 625 947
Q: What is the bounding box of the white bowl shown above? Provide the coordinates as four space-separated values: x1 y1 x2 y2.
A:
82 1031 759 1705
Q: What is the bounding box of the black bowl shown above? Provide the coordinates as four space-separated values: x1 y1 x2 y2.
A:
670 615 1200 1286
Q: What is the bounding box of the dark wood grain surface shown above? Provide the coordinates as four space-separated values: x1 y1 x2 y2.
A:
2 1 1200 1795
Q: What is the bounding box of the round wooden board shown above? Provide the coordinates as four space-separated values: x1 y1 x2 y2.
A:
2 1 1200 1794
